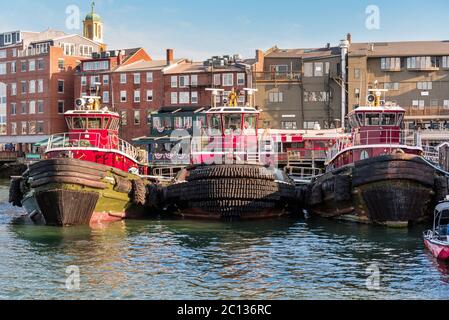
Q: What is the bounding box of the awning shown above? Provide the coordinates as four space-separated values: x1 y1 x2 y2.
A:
133 135 191 145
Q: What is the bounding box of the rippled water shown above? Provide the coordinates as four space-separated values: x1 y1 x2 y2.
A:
1 179 449 300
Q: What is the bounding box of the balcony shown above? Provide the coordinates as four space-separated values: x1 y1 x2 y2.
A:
254 71 302 83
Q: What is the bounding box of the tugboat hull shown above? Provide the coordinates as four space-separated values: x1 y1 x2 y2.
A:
306 154 446 227
166 165 297 220
10 158 157 226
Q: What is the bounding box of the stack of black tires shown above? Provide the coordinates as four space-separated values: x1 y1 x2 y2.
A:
165 164 297 220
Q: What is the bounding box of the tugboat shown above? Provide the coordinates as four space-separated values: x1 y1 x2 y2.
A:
9 87 158 226
305 87 449 227
424 198 449 261
165 89 297 220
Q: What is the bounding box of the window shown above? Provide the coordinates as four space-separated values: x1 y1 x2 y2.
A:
21 81 27 94
37 100 44 113
134 73 141 84
20 101 27 114
103 91 109 103
83 60 109 71
12 48 17 57
444 100 449 110
146 90 153 102
37 79 43 93
29 101 35 114
381 57 401 70
179 75 189 88
303 121 319 130
304 91 329 102
407 56 438 69
120 90 127 102
223 74 233 86
354 68 361 80
4 33 12 45
37 121 44 134
0 63 6 75
134 90 141 103
171 92 178 104
272 65 288 75
29 80 35 94
103 75 109 85
179 92 189 104
21 61 27 72
146 72 153 83
58 101 65 114
214 74 221 85
191 75 198 87
37 59 44 70
11 122 17 135
171 76 178 88
282 121 297 130
0 50 6 59
237 73 245 85
120 74 127 84
81 76 87 86
431 99 439 107
58 59 65 70
57 80 64 93
29 59 35 71
21 121 27 135
314 62 324 77
90 75 100 85
417 81 432 90
11 83 16 96
304 63 313 77
10 61 16 73
121 111 128 126
384 82 399 91
10 103 16 115
269 92 284 103
412 100 425 110
191 92 198 104
324 62 330 75
134 110 140 125
28 121 36 135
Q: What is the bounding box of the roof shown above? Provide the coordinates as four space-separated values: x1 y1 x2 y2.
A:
114 59 182 72
165 61 244 74
349 41 449 57
265 46 341 59
348 105 405 114
85 12 102 22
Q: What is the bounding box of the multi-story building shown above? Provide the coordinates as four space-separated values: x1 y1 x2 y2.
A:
253 45 343 130
0 5 104 153
347 37 449 143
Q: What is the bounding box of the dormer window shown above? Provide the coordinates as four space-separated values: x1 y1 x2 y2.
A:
4 33 13 45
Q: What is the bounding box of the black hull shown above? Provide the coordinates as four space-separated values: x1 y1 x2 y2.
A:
305 154 447 227
35 189 99 226
166 165 297 220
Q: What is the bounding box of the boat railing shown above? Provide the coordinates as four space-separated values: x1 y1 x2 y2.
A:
422 145 440 164
46 132 147 164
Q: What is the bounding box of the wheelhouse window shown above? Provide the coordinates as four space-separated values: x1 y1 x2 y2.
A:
381 113 396 126
73 117 87 129
207 114 222 136
88 118 102 129
223 114 242 136
364 113 381 126
243 114 257 135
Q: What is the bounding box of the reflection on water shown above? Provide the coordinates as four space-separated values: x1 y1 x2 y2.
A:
0 180 449 300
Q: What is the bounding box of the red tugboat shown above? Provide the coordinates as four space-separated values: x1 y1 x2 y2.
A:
424 199 449 261
305 88 449 227
165 89 298 220
9 91 157 226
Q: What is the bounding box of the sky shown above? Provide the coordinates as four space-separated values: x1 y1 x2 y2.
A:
2 0 449 60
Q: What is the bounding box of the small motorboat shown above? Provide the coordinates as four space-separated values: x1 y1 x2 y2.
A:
424 198 449 261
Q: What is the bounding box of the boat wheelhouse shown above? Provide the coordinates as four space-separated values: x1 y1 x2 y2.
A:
45 96 148 175
424 199 449 261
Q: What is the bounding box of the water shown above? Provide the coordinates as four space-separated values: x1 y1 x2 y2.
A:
1 179 449 300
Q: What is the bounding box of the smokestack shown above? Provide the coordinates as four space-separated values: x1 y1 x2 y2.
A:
166 49 174 65
346 33 352 44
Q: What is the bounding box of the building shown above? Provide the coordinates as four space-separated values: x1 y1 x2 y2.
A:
83 1 105 50
346 36 449 143
0 28 103 152
253 45 344 130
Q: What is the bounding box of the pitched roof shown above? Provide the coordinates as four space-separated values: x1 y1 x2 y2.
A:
164 61 244 74
114 59 183 72
265 46 341 59
349 41 449 57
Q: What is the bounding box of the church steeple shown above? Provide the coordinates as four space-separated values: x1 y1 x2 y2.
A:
83 1 104 47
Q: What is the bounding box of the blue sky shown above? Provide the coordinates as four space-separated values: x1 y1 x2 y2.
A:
2 0 449 60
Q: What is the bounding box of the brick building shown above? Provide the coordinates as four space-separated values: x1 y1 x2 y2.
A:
0 29 102 152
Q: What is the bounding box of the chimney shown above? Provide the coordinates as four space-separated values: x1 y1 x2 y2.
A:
346 33 352 44
326 43 331 49
166 49 174 65
255 49 264 72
